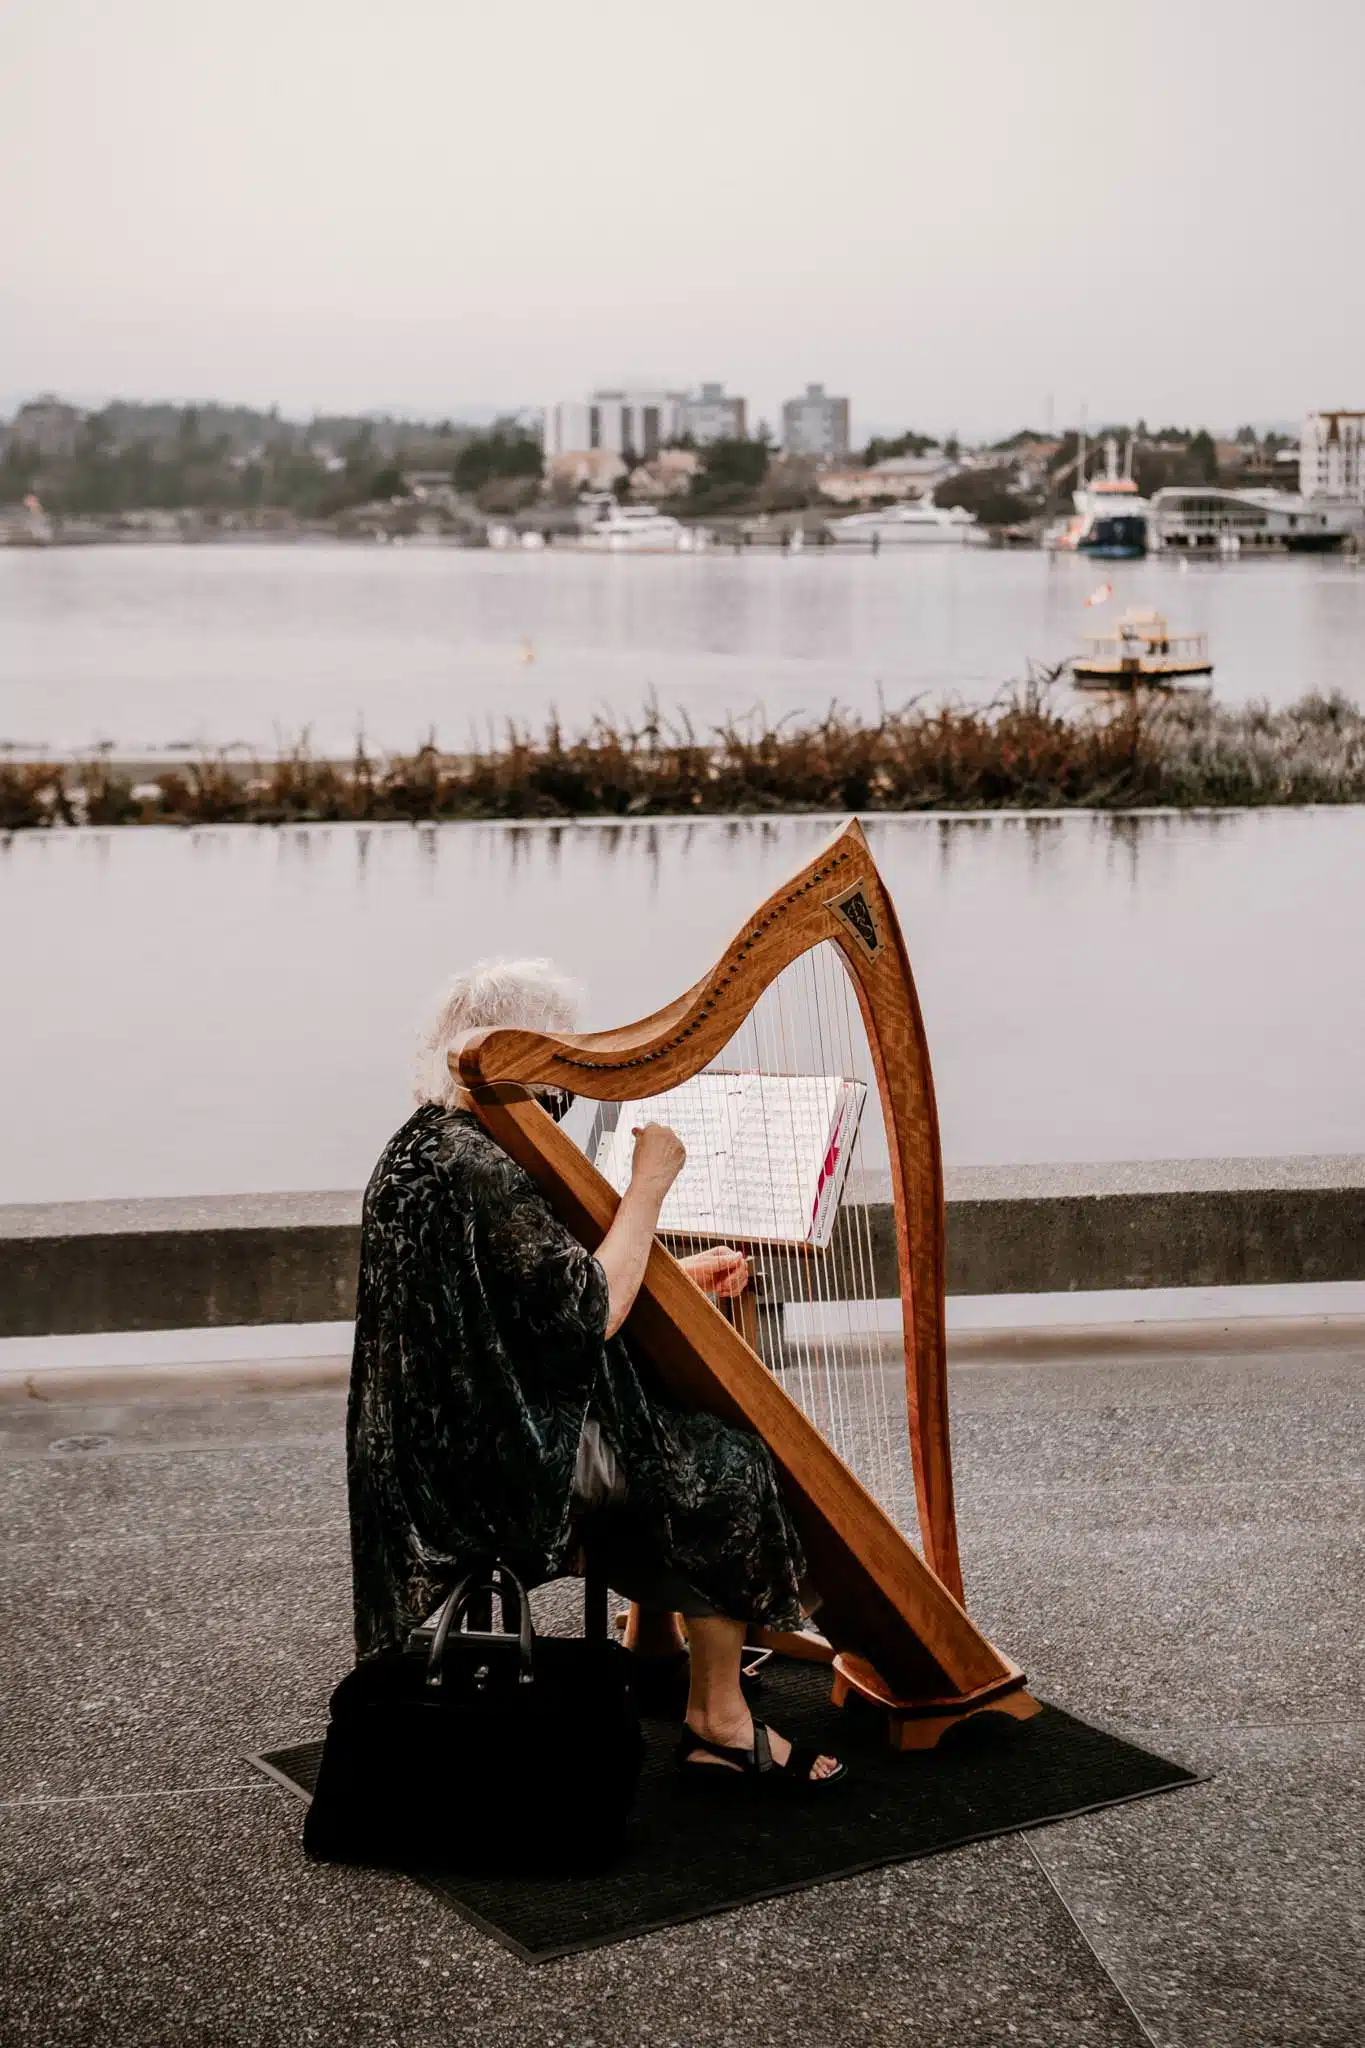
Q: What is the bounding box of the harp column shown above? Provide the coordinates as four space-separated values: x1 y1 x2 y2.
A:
823 846 963 1606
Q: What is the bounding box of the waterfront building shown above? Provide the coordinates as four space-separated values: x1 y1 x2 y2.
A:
781 383 850 462
545 448 628 493
1148 486 1360 551
4 395 83 462
628 449 699 498
1007 438 1064 494
1300 411 1365 502
679 383 747 445
402 470 458 503
873 452 954 494
817 454 951 504
543 389 687 462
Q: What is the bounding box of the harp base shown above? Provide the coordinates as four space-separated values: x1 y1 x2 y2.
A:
617 1618 1040 1752
831 1652 1042 1752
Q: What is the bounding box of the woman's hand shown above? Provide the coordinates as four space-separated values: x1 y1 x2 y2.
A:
680 1245 750 1299
629 1122 686 1198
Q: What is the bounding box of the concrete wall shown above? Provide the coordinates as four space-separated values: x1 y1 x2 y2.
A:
3 1158 1363 1340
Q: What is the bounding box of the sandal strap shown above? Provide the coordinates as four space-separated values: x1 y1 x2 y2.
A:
676 1721 778 1775
677 1724 756 1771
781 1740 824 1781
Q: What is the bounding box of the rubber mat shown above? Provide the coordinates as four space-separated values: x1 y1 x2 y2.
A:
252 1656 1198 1963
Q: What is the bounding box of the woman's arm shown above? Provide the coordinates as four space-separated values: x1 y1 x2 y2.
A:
597 1124 686 1337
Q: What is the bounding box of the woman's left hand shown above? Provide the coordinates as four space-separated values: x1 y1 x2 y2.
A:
680 1245 750 1299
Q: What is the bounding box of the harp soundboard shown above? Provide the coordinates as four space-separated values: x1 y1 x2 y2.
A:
456 819 1038 1747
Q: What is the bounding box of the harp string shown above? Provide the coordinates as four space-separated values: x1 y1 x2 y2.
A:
803 948 862 1473
636 941 911 1539
777 949 894 1517
828 939 908 1525
754 967 821 1437
813 940 893 1516
754 967 823 1436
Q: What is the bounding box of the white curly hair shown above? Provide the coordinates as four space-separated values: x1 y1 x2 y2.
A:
414 956 584 1108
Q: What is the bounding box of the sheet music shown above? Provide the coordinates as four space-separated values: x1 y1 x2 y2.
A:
592 1071 866 1249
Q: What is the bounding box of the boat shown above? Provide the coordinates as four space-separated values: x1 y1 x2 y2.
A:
1071 607 1212 689
1047 436 1149 558
823 501 989 547
577 502 700 553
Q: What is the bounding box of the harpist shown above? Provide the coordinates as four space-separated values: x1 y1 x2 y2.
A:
347 958 844 1790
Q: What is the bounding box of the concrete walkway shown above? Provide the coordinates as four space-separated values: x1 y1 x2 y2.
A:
2 1332 1361 2047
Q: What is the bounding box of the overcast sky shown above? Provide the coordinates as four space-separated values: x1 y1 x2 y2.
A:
2 0 1360 438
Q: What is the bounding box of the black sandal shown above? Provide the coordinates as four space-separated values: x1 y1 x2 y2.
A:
675 1721 849 1792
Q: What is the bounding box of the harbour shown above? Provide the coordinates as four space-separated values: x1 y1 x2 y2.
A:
4 543 1363 760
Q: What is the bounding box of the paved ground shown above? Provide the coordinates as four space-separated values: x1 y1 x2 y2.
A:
1 1333 1362 2047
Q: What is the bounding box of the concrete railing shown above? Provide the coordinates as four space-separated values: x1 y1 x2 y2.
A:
3 1157 1363 1340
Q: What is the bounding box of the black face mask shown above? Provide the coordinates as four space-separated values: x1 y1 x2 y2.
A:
538 1088 575 1124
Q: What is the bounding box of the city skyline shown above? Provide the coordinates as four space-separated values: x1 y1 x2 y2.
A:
3 1 1361 436
0 384 1315 450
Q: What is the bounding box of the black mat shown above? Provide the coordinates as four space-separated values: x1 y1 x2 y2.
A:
251 1659 1197 1963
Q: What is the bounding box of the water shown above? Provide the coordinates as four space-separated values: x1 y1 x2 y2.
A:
3 810 1362 1205
3 543 1364 756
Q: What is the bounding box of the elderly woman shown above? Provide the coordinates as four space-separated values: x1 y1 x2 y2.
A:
347 958 843 1791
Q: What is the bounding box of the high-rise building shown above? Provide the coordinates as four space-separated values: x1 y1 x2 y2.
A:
780 383 850 462
680 383 747 445
1300 411 1365 501
543 389 686 462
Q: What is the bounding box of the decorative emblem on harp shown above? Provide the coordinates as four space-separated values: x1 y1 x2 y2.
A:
825 879 882 959
455 820 1039 1749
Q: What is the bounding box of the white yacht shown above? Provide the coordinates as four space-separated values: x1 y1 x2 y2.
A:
823 502 989 547
578 502 700 553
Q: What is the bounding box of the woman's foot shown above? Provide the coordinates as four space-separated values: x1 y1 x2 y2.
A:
682 1708 843 1784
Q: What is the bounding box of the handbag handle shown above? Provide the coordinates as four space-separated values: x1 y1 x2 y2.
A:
425 1563 536 1690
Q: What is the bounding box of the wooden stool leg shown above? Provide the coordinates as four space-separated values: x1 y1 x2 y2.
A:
583 1570 608 1642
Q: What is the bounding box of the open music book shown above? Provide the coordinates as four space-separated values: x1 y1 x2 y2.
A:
591 1071 867 1250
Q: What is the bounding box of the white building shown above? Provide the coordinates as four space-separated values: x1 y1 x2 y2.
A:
680 383 747 445
1148 487 1360 551
817 454 953 505
780 383 850 462
543 389 686 462
1300 411 1365 502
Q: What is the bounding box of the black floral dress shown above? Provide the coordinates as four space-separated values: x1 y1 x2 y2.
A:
347 1104 807 1657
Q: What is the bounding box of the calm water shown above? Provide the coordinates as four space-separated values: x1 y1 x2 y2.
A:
2 810 1362 1204
3 543 1364 755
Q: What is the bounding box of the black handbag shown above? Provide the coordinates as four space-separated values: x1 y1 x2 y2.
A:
303 1565 643 1873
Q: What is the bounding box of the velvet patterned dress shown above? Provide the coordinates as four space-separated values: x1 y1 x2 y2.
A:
347 1104 807 1656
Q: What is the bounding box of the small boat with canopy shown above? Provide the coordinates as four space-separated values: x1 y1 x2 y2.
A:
1071 607 1212 690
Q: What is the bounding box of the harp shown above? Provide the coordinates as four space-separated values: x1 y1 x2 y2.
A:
455 820 1039 1747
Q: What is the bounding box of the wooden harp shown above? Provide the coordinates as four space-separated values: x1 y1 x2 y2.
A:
455 819 1037 1747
